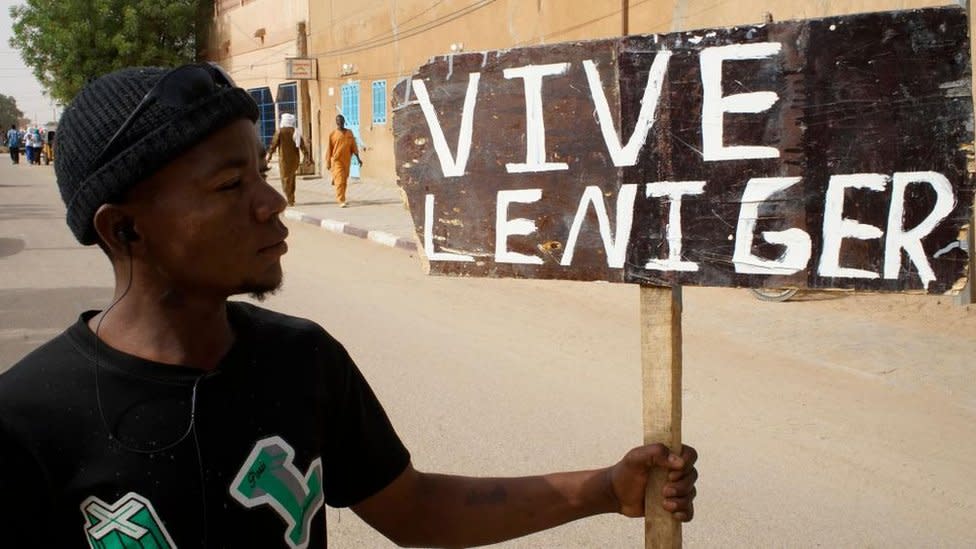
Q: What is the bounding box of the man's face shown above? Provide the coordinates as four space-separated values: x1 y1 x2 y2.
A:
125 118 289 299
336 115 345 129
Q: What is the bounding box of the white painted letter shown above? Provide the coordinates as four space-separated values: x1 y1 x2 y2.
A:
644 181 707 272
883 171 956 289
413 74 480 177
503 63 571 173
583 51 672 167
496 189 544 264
819 174 887 279
561 184 638 268
424 194 474 262
700 43 782 161
733 177 811 274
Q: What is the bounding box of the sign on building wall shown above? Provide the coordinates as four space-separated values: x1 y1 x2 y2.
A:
286 58 318 80
393 6 974 295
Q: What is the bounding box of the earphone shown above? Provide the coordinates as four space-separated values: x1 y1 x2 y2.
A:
115 225 138 243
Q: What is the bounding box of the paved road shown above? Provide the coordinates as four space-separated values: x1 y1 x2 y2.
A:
1 160 974 547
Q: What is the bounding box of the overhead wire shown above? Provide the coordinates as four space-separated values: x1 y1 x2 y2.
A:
221 0 737 96
314 0 447 35
313 0 498 58
221 0 472 74
225 40 296 75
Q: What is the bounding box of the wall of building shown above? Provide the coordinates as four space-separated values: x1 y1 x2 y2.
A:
308 0 636 182
211 0 319 162
306 0 965 184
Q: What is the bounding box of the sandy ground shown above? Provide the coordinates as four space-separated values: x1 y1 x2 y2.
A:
271 222 976 548
1 161 974 547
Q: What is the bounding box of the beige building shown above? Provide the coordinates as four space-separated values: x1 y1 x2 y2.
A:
212 0 967 183
211 0 319 167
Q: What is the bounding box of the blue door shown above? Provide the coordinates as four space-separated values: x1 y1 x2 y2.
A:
340 83 361 178
248 87 275 148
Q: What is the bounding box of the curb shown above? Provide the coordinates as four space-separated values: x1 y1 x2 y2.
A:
283 209 418 252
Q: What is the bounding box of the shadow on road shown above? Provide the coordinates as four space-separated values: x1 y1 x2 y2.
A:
0 286 113 369
0 203 62 221
295 199 403 208
0 238 25 258
344 199 403 207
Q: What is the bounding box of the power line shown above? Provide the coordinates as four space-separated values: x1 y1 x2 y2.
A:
225 40 296 74
220 0 457 74
317 0 446 33
314 0 498 58
222 0 716 84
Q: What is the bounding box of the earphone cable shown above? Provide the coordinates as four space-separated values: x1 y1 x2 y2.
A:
93 251 201 454
192 417 209 547
92 247 212 544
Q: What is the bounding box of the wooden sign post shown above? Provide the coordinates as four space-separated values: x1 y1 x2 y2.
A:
393 6 974 548
641 285 682 548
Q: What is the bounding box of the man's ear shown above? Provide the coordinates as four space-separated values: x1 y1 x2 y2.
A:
92 204 138 255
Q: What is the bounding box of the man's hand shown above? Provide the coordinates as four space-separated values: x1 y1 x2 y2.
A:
608 444 697 521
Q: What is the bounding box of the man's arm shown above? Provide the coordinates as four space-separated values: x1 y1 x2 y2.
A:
326 132 333 170
350 133 363 168
352 444 697 548
266 131 280 162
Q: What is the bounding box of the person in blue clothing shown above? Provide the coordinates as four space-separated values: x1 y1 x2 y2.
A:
30 127 43 165
6 124 20 164
23 128 35 164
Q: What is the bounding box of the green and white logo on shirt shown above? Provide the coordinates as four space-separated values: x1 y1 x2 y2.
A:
81 492 175 549
230 435 324 549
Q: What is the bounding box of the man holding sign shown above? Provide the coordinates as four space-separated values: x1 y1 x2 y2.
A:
0 64 696 547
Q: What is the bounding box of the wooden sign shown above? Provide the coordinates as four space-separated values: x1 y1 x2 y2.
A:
286 57 317 80
394 7 974 295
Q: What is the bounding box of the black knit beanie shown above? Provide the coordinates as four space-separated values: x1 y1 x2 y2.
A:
55 66 259 245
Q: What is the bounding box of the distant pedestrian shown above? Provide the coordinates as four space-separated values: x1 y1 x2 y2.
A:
265 113 307 207
43 130 55 165
6 124 20 164
29 127 42 165
327 114 362 208
23 129 35 164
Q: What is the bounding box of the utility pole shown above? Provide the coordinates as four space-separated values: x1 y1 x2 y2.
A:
297 21 315 175
622 0 629 35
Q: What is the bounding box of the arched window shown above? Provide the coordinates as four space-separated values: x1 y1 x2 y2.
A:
248 87 274 147
276 83 298 121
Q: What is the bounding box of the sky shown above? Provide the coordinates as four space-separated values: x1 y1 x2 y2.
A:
0 0 60 126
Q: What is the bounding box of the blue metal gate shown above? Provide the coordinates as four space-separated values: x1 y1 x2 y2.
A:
248 87 274 148
340 82 361 178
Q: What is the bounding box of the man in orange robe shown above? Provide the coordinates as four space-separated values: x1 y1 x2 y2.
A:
327 114 362 208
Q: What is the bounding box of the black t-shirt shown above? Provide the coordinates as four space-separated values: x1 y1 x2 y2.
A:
0 302 410 548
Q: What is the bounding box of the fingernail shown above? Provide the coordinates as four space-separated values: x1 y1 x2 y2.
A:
669 454 681 464
664 487 676 497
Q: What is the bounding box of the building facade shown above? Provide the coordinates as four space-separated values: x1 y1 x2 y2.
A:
211 0 318 165
213 0 967 183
